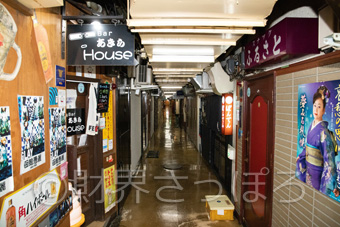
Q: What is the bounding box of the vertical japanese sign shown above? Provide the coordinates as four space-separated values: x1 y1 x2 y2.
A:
0 106 14 197
103 90 114 152
296 80 340 203
18 96 46 174
223 94 233 135
103 165 116 213
0 170 61 227
49 108 66 170
67 24 135 66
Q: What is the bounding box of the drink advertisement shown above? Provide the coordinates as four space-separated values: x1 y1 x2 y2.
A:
296 80 340 203
0 106 14 197
49 108 66 170
103 165 115 213
18 96 46 174
102 90 114 152
0 170 61 227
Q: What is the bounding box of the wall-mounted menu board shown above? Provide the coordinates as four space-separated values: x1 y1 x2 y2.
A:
97 83 110 113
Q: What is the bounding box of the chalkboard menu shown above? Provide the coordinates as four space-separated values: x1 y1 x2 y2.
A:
97 83 110 113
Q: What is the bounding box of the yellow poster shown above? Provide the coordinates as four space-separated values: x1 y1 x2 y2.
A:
102 90 114 151
103 165 115 213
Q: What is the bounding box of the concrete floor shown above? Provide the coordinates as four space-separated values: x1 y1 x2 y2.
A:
118 107 241 227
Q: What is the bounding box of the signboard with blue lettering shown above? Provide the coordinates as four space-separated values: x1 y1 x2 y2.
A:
66 24 135 66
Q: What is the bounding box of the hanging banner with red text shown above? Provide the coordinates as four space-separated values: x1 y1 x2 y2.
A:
223 94 233 135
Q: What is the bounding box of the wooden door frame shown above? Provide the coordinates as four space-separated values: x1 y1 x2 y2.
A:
240 71 276 227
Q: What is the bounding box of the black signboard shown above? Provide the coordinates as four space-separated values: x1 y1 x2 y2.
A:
97 83 110 113
66 108 86 136
67 24 135 66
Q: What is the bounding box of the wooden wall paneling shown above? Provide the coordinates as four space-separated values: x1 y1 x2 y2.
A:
0 1 69 225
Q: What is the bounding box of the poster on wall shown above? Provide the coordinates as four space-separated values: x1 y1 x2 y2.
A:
18 95 46 174
102 90 114 152
103 165 116 213
0 107 14 197
49 108 66 170
296 80 340 203
0 169 61 227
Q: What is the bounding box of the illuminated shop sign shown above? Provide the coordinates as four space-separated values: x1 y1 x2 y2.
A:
67 24 135 66
222 94 233 135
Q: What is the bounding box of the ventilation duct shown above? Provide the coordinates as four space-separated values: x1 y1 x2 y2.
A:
206 62 233 95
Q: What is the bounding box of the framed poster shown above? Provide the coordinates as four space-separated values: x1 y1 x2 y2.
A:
296 80 340 203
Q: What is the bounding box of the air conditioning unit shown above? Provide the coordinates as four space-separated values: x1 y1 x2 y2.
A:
207 62 233 95
319 6 340 51
136 65 153 85
221 50 245 81
190 72 213 93
151 88 160 97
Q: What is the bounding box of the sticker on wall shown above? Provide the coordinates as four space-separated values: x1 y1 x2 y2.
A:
55 65 65 87
76 66 82 77
49 87 58 105
18 95 46 174
66 109 86 136
247 87 251 97
0 169 61 227
58 89 66 107
49 108 66 170
296 80 340 203
0 106 14 198
78 83 85 93
84 65 96 78
0 3 22 81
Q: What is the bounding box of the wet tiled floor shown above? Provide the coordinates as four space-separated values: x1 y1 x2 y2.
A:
119 107 241 227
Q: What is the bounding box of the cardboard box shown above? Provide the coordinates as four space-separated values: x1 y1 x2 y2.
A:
205 195 234 221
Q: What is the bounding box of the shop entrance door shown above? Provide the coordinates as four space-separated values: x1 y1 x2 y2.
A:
242 73 275 227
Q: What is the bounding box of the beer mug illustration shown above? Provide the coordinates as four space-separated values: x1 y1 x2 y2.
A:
0 3 22 81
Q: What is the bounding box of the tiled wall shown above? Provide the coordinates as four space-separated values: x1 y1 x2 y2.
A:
273 63 340 226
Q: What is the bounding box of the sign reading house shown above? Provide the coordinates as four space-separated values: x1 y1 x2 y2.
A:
67 24 135 66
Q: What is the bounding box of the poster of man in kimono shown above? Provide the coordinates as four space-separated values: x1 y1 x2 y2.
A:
296 80 340 203
49 107 66 169
0 107 13 197
18 96 46 174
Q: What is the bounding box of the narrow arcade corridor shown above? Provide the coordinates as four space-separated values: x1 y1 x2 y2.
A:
119 106 240 227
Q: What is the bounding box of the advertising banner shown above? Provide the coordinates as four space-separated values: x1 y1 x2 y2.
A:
66 109 86 136
0 169 61 227
18 96 46 174
296 80 340 203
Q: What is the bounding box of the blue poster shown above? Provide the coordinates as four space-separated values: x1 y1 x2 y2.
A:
296 80 340 203
56 65 65 87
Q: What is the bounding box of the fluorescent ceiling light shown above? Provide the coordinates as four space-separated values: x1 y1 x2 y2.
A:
153 47 214 56
161 86 182 89
164 92 176 94
155 75 195 78
154 72 198 75
142 38 235 46
127 19 266 27
153 68 202 72
150 55 214 63
131 28 255 35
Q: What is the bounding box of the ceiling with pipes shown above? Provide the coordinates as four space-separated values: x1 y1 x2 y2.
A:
66 0 327 94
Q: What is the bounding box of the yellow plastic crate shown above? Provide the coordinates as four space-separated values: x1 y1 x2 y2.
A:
205 195 234 221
